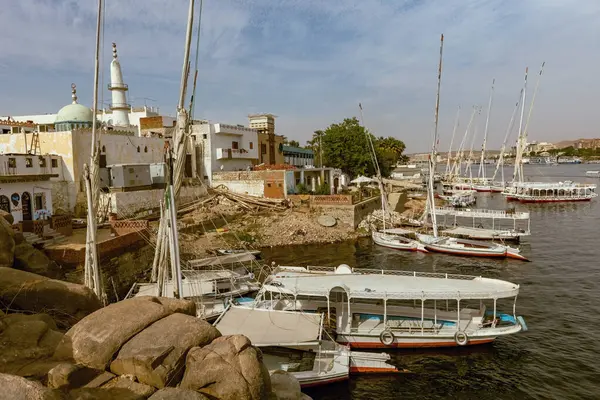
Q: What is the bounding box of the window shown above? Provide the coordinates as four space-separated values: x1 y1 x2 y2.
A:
249 142 253 150
137 146 140 153
34 193 44 210
203 134 207 139
8 158 16 168
144 146 148 153
51 158 58 168
39 157 46 167
25 158 33 168
101 145 106 153
99 154 107 168
261 144 267 154
232 141 239 150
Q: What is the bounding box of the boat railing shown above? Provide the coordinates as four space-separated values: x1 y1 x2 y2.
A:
279 266 478 281
434 207 530 220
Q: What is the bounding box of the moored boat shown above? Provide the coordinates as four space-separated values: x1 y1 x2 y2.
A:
417 234 528 261
254 265 528 349
371 229 427 252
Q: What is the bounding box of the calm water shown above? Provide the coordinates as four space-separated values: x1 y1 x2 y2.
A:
261 165 600 400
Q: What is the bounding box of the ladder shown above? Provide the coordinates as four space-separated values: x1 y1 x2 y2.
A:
29 131 41 155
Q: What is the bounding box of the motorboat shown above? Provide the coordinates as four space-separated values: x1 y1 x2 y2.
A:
253 265 528 349
371 229 427 252
417 234 528 261
214 305 398 387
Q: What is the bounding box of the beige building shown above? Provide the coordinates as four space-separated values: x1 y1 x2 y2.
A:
248 113 284 165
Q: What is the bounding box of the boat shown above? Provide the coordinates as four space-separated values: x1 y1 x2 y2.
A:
419 39 527 261
371 229 427 252
438 190 476 207
216 249 261 257
505 181 598 203
214 305 399 387
129 255 261 320
416 234 527 261
585 170 600 176
253 264 528 349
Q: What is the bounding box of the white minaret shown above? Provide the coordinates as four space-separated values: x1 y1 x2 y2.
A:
108 42 130 127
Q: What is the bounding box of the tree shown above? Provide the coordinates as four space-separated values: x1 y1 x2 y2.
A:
288 140 300 147
306 130 325 167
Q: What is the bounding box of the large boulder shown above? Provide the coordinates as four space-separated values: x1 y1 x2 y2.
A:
14 242 61 278
180 335 271 400
0 216 15 268
0 372 65 400
0 209 14 224
54 296 195 370
269 370 311 400
111 313 220 388
148 388 211 400
68 376 156 400
0 313 64 375
0 268 101 328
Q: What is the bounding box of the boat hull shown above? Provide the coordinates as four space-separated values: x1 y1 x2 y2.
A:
372 232 427 252
338 335 496 349
517 197 594 203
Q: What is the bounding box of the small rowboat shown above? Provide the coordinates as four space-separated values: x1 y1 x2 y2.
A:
417 234 528 261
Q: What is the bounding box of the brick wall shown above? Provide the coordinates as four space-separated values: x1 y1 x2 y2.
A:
109 220 149 235
310 196 381 229
51 214 73 236
311 195 353 205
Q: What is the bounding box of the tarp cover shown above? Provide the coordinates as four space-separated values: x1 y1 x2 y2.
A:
216 306 322 345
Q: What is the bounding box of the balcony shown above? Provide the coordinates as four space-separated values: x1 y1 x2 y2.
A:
216 148 258 160
213 123 256 136
109 103 131 110
108 83 129 90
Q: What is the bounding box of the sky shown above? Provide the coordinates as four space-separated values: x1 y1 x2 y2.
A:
1 0 599 153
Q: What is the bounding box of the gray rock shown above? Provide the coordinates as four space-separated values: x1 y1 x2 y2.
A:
0 216 15 268
54 297 193 370
0 313 64 374
111 313 220 388
14 242 60 278
48 363 102 390
269 370 309 400
0 209 14 224
148 388 211 400
0 268 101 328
180 335 270 400
0 372 65 400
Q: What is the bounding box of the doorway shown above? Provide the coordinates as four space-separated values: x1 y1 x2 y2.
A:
21 192 32 221
0 195 10 213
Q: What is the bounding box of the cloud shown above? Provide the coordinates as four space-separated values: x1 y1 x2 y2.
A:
1 0 599 152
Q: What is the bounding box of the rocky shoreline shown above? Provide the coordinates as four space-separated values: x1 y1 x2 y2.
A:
0 210 310 400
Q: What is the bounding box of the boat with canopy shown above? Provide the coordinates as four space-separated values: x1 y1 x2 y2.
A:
252 264 527 348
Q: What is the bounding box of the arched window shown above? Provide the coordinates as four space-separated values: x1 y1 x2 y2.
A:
137 146 140 153
144 146 148 153
0 195 10 213
101 145 106 153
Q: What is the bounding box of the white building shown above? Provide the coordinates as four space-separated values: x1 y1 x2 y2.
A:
191 121 259 185
0 153 66 223
0 85 168 216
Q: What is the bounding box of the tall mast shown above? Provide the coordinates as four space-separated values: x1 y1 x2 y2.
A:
84 0 104 301
428 33 444 238
492 88 522 183
479 79 495 180
450 107 476 178
445 106 460 178
513 67 528 183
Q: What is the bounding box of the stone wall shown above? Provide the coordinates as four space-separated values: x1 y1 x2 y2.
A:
310 196 381 229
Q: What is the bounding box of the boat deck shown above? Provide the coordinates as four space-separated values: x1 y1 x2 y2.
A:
442 226 528 240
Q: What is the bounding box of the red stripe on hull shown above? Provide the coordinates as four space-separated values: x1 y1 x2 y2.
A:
300 376 348 388
340 339 495 349
425 247 506 258
350 367 400 374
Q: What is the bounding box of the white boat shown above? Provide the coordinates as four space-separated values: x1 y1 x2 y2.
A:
130 267 260 320
215 305 398 387
585 170 600 176
417 234 527 261
254 265 528 349
371 229 427 252
216 249 261 257
503 181 598 203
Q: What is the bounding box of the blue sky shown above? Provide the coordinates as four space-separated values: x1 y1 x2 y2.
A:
1 0 599 152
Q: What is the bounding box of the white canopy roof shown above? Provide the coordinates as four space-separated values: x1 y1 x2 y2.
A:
187 252 256 267
350 175 374 184
264 268 520 300
215 306 322 346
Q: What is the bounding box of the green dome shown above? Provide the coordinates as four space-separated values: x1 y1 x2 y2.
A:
55 103 93 124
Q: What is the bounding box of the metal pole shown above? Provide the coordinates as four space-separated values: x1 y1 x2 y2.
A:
84 165 102 298
178 0 195 110
479 79 495 180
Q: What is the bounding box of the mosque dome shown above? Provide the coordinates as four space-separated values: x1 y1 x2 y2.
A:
55 84 94 131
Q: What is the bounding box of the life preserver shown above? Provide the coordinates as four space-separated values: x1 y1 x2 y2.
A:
380 330 394 346
454 331 469 346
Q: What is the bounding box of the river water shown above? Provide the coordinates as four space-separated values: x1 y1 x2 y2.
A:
261 164 600 400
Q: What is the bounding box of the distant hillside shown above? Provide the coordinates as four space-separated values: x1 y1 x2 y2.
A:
553 140 577 148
